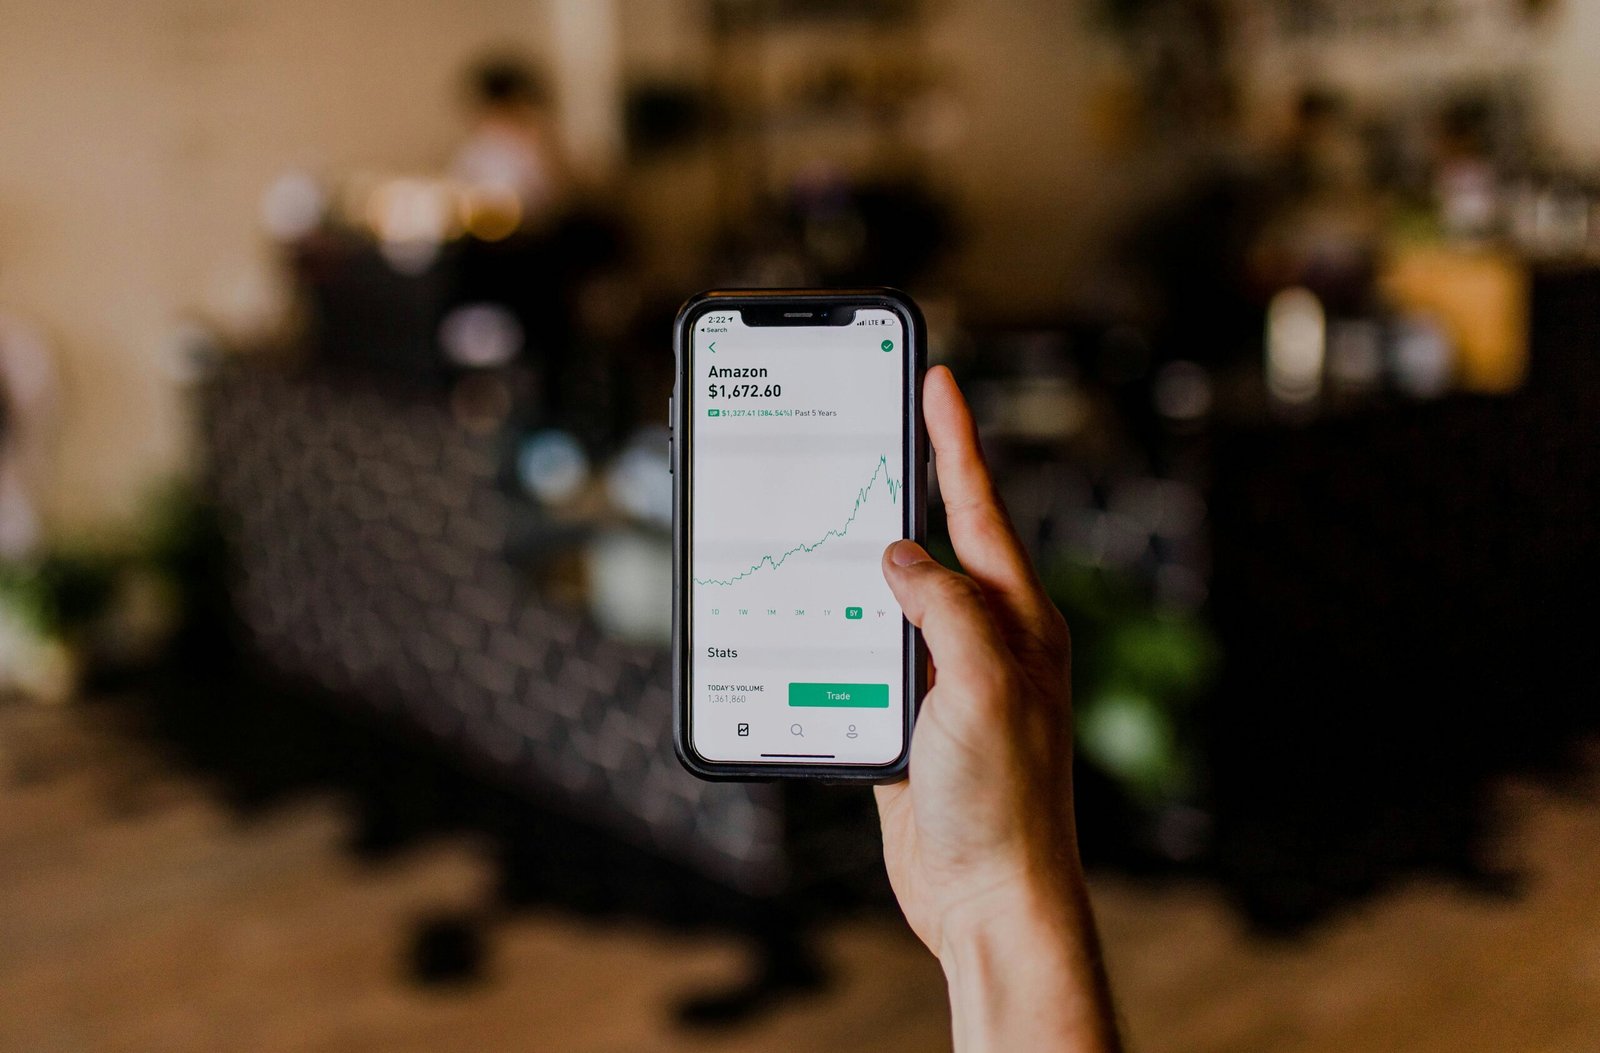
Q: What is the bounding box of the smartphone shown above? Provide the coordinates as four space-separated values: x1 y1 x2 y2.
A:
671 289 927 781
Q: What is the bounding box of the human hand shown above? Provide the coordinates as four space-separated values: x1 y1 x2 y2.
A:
877 365 1118 1052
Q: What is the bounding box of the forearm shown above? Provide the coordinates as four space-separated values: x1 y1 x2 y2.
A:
938 877 1121 1053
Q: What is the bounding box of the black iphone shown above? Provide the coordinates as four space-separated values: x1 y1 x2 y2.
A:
671 289 927 782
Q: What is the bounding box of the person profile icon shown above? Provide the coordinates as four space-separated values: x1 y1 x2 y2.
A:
845 724 859 739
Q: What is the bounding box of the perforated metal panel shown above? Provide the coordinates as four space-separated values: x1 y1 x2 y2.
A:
201 363 784 894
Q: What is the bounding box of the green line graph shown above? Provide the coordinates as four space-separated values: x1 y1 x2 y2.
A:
695 454 900 587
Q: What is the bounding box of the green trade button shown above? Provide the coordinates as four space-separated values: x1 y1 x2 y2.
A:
845 606 863 619
788 682 890 708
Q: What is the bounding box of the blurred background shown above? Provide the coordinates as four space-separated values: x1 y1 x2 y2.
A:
3 0 1599 1050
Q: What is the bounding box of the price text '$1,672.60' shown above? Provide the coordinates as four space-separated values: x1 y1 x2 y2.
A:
707 383 782 399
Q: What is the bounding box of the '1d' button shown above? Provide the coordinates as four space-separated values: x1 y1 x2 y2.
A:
788 683 889 708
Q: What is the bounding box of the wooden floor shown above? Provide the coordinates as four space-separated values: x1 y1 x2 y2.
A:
2 702 1596 1053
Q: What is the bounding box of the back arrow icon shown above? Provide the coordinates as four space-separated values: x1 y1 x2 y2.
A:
708 341 717 353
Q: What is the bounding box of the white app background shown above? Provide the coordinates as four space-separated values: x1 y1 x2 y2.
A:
689 309 906 765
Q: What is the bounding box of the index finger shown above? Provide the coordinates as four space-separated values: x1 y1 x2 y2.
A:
923 366 1052 619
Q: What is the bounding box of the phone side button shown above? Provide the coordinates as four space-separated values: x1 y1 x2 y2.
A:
667 435 673 474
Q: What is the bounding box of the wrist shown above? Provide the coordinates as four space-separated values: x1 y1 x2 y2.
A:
937 871 1119 1053
936 827 1087 962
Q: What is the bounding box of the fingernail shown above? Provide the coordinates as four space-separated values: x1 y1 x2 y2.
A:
888 540 932 566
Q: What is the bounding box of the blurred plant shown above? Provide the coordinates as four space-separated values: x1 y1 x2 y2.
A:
1090 0 1238 137
0 481 199 704
1094 0 1173 33
1041 557 1217 805
928 521 1216 808
0 562 71 703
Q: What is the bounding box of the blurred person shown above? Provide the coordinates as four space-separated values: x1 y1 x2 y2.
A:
0 300 56 559
1266 87 1383 307
1432 96 1500 243
876 366 1122 1052
1282 87 1369 200
451 56 569 227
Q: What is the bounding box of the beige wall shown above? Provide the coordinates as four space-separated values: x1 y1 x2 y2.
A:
1 7 185 538
0 0 550 536
1537 0 1600 168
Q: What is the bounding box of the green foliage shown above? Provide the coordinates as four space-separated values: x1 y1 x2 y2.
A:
1094 0 1160 33
0 562 54 634
0 478 204 641
1040 556 1217 803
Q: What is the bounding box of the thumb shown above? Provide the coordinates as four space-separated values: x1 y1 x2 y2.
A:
883 540 1011 688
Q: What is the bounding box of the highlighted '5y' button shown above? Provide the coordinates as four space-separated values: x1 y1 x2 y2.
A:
788 683 889 708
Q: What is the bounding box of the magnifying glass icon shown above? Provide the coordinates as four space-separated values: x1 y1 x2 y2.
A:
789 723 804 737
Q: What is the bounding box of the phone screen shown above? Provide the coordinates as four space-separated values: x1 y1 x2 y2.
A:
687 306 909 767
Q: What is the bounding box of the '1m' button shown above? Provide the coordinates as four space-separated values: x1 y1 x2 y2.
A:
788 683 890 708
